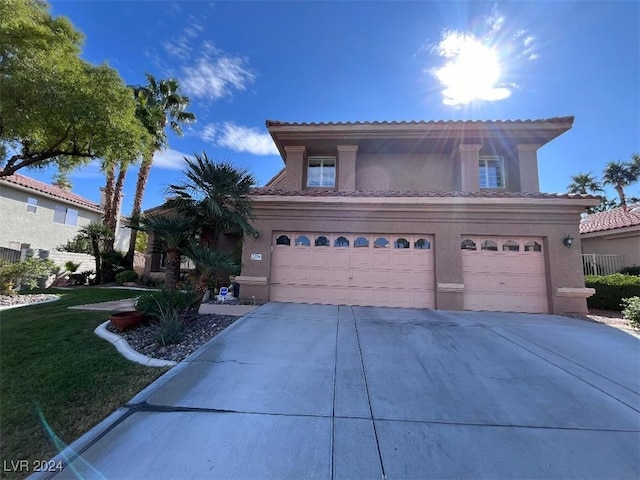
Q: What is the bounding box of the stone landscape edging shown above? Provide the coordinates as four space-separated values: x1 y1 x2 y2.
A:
94 321 177 368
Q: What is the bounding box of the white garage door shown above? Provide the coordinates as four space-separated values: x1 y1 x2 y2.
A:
270 233 435 308
461 237 548 314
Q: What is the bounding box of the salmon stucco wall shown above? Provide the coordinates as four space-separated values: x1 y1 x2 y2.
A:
581 232 640 268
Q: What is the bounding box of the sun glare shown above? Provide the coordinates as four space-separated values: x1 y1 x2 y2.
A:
431 31 510 107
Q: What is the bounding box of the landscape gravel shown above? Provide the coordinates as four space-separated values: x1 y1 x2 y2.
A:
0 293 59 309
106 314 238 363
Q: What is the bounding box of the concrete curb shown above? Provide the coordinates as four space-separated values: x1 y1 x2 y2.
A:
0 295 61 312
94 321 176 368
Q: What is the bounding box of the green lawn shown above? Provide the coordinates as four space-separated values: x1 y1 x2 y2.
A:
0 288 167 479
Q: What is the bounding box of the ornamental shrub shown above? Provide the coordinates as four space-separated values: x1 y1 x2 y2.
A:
0 257 56 295
134 288 200 322
585 274 640 311
619 266 640 276
115 270 138 284
621 297 640 328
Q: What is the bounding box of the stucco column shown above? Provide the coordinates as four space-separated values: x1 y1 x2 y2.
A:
458 143 482 192
337 145 358 191
517 144 540 192
281 146 306 191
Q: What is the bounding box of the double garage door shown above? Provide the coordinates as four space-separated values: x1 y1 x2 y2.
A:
270 233 548 313
270 233 435 308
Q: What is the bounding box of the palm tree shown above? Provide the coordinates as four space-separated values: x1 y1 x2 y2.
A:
180 242 239 308
166 153 257 250
78 222 114 284
139 215 194 291
627 153 640 181
602 161 636 211
125 74 195 267
567 172 603 195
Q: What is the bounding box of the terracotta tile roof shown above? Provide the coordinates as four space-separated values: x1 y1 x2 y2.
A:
0 171 101 210
251 188 598 200
580 205 640 234
266 117 574 127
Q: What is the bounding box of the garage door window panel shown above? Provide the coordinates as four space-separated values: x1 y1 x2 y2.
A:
295 235 310 247
414 238 431 249
525 241 542 252
315 236 330 247
354 236 369 248
394 238 410 249
276 235 291 246
502 240 520 252
334 236 349 247
374 237 389 248
461 239 477 250
481 240 498 251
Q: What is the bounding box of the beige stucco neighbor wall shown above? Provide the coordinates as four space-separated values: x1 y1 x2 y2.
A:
0 184 101 252
581 230 640 268
237 196 597 314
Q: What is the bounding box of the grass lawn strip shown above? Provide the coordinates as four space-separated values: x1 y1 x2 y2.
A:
0 288 166 480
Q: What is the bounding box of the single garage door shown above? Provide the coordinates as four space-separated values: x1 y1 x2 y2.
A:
461 237 548 314
270 233 435 308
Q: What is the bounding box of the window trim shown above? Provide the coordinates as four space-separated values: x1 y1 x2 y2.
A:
307 156 336 188
26 197 38 214
479 156 505 189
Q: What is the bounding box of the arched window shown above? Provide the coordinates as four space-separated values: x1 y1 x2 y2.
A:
394 238 410 249
315 235 330 247
481 239 498 251
525 241 542 252
502 240 519 252
461 239 476 250
354 236 369 248
374 237 389 248
334 236 349 247
276 235 291 246
294 235 310 247
414 238 431 250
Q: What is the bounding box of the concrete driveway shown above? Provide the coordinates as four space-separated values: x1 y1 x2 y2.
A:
41 303 639 479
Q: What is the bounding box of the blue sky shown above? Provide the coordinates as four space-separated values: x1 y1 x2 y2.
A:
26 1 640 214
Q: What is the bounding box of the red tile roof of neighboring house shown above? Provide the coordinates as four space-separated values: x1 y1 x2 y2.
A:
251 188 598 200
0 171 101 210
265 117 574 127
580 205 640 234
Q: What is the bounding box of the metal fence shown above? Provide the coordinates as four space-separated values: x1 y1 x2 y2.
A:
582 254 625 276
0 247 21 264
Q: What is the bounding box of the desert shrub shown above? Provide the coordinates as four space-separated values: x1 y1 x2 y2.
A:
619 266 640 276
101 250 127 283
585 274 640 311
135 288 200 321
115 270 139 284
153 308 185 346
57 234 92 254
621 297 640 328
0 257 56 295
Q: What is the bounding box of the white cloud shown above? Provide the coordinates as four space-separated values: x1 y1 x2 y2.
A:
152 149 193 170
182 55 255 101
198 122 278 156
426 6 539 107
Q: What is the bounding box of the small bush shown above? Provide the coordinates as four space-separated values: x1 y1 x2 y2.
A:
585 274 640 311
0 257 56 295
101 250 127 283
153 308 184 346
115 270 139 284
69 270 93 286
135 288 200 321
619 266 640 276
621 297 640 328
64 261 81 273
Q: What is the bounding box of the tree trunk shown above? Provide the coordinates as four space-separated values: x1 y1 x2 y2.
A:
108 162 128 249
616 185 627 211
126 148 155 268
91 238 102 284
102 163 116 247
164 249 181 291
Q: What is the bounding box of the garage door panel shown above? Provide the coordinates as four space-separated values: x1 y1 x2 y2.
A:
462 237 548 314
270 233 434 309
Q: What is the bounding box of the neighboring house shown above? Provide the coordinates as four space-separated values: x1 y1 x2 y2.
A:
235 116 599 314
0 172 130 254
580 205 640 273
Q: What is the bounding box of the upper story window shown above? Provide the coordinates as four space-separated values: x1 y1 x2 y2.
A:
53 206 79 226
26 197 38 214
307 156 336 188
479 156 505 189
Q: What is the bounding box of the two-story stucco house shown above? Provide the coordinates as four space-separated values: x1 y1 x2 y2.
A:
0 172 104 253
235 116 599 314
